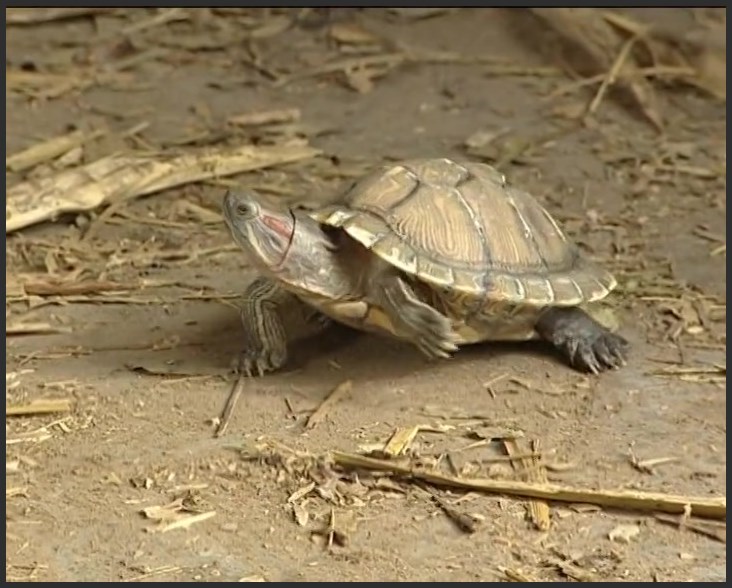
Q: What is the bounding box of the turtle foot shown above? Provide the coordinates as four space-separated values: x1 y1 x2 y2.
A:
231 346 287 377
378 276 458 360
536 307 629 374
409 304 459 360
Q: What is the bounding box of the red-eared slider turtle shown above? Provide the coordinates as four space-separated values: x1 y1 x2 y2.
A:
222 158 628 376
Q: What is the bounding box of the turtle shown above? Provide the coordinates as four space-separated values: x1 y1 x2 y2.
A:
222 158 628 376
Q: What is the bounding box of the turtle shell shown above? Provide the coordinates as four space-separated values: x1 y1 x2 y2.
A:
312 158 616 306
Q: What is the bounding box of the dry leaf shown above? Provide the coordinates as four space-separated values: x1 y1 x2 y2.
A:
344 68 376 93
292 503 310 527
141 497 215 533
329 23 381 45
464 128 510 150
6 7 114 24
142 498 185 522
287 482 316 503
153 511 216 533
228 108 301 127
387 8 455 20
551 101 589 121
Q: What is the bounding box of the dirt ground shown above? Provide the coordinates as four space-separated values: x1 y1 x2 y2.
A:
5 8 726 582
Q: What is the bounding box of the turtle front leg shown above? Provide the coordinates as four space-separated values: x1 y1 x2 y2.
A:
236 277 298 376
535 307 629 374
372 275 458 360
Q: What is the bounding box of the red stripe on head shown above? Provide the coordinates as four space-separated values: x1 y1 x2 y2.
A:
261 214 294 239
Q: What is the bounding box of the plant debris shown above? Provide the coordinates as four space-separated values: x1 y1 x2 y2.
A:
6 399 73 417
654 513 726 543
528 8 664 130
140 495 216 533
417 483 482 534
214 375 247 438
6 143 321 234
331 451 726 519
608 523 641 544
304 380 353 431
6 129 105 173
499 567 537 582
6 7 116 24
380 423 453 457
6 321 72 336
503 438 552 531
228 108 301 127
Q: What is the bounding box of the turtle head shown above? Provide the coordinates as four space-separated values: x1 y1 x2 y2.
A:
223 190 296 271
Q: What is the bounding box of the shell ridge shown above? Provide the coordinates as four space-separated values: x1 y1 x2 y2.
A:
506 193 548 271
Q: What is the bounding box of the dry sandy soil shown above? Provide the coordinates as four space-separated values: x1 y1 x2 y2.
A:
5 8 726 582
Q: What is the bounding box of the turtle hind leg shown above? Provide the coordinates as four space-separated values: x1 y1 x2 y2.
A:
535 307 629 374
375 276 458 360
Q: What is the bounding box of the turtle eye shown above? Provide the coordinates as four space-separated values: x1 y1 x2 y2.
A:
236 202 257 219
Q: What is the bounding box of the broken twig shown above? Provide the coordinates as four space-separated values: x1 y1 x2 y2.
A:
305 380 352 430
331 451 726 519
215 375 246 438
6 399 73 416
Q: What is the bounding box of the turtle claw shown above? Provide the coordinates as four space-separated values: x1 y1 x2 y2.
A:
536 307 629 374
411 308 459 361
233 346 287 377
377 275 458 362
416 335 457 361
569 331 628 374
